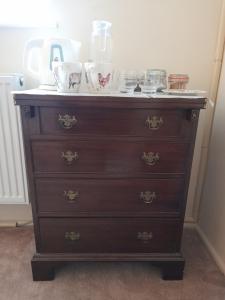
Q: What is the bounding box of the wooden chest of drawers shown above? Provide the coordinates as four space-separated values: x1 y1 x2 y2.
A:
14 91 206 281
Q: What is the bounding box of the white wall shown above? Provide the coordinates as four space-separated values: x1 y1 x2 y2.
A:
198 50 225 275
0 0 223 222
0 0 222 90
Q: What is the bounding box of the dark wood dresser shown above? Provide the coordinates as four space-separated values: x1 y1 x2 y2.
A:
14 91 206 281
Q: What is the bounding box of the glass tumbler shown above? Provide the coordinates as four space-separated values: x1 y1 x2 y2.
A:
119 71 138 93
142 69 167 94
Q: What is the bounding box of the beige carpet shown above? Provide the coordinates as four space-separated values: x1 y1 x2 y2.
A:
0 227 224 300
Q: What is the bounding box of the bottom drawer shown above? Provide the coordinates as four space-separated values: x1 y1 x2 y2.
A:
39 218 182 253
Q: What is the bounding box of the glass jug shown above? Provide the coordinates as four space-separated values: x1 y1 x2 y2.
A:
90 20 112 63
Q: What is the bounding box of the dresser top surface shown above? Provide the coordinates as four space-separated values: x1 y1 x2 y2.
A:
13 89 206 109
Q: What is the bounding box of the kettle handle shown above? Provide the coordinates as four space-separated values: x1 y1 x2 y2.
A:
23 38 44 79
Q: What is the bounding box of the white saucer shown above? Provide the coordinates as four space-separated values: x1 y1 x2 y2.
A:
162 89 207 96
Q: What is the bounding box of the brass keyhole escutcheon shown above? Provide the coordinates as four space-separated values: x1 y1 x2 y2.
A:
140 191 156 204
145 116 163 130
61 151 79 165
142 152 160 166
65 232 80 241
137 232 153 242
58 114 77 129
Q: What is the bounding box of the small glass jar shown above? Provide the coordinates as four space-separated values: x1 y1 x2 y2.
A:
119 70 138 93
168 74 189 90
142 69 167 93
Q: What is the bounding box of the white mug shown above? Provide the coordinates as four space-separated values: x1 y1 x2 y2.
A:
53 62 82 93
84 62 114 93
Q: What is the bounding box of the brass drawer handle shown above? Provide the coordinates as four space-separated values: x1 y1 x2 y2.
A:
140 191 156 204
65 231 80 241
146 116 163 130
62 151 79 165
64 190 79 202
142 152 159 166
58 114 77 129
137 232 153 242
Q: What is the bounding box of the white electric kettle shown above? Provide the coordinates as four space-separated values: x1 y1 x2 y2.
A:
23 37 81 90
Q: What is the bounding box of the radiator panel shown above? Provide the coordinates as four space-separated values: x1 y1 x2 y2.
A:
0 75 28 204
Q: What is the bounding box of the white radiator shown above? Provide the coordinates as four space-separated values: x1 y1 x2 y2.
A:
0 74 28 204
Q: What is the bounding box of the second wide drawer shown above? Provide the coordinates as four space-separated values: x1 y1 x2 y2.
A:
35 178 184 216
32 140 190 174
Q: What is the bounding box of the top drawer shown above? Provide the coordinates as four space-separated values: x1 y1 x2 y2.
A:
39 107 192 139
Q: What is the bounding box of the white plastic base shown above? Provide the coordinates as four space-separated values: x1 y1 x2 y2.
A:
39 84 57 91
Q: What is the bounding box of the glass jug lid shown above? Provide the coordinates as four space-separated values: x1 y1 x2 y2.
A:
92 20 112 37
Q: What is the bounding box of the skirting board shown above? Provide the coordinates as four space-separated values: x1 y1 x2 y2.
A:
184 216 196 224
0 221 17 227
196 224 225 276
0 221 33 227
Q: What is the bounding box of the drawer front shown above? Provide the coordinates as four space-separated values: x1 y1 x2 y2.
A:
32 140 189 174
36 178 184 216
39 218 181 253
39 107 191 139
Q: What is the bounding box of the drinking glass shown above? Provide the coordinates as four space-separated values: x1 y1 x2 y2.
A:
142 69 167 94
119 71 138 93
